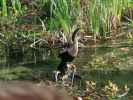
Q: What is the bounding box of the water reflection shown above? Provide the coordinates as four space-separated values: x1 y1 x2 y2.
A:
0 45 133 98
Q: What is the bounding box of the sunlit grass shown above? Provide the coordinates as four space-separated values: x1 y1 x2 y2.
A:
0 67 32 80
85 0 129 39
0 0 23 17
1 0 7 16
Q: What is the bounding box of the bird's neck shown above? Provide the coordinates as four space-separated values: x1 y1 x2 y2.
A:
73 37 78 47
72 28 79 42
70 37 78 57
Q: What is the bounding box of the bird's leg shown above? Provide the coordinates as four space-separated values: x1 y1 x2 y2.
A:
53 61 68 82
67 63 82 81
67 63 76 81
71 69 75 87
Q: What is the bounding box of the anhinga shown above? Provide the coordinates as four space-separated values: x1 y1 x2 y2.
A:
57 28 80 76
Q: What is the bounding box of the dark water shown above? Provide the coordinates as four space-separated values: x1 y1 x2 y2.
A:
0 45 133 99
74 46 133 99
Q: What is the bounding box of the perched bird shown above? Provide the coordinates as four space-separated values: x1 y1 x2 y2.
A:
57 28 80 76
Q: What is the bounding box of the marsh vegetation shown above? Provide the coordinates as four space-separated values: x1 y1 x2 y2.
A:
0 0 133 100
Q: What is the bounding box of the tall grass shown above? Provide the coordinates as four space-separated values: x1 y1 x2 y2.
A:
11 0 23 15
1 0 8 16
49 0 81 34
49 0 71 33
0 0 22 17
0 0 132 39
86 0 129 39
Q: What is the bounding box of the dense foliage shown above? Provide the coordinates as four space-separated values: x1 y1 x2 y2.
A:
0 0 133 100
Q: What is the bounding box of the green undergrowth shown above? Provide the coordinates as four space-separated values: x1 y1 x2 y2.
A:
0 66 32 80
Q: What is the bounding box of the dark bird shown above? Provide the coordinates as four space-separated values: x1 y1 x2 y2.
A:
57 28 80 76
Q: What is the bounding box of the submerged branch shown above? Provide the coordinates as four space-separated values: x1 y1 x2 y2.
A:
30 39 49 48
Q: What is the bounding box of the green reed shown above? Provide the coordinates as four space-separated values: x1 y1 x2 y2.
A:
1 0 8 16
49 0 81 33
11 0 22 15
49 0 71 33
86 0 129 39
0 0 22 17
